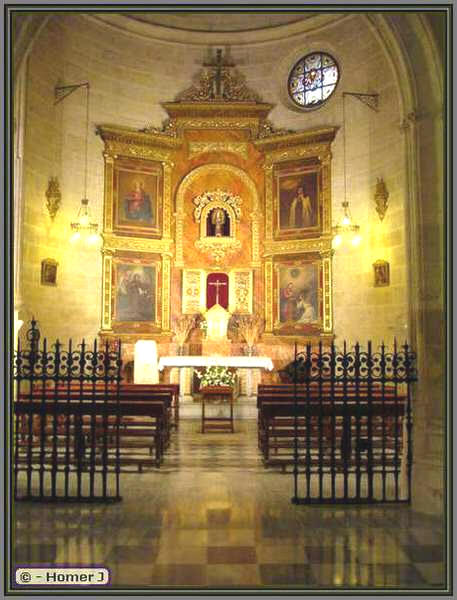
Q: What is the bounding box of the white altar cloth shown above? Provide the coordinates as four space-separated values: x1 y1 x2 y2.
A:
158 355 274 371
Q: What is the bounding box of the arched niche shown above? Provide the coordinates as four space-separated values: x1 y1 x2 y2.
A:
174 163 260 267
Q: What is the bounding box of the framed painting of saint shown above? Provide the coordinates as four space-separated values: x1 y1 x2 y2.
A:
274 159 322 239
113 261 157 324
112 160 162 237
273 257 323 335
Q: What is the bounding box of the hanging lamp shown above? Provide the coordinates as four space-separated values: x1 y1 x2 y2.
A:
332 91 379 250
55 82 100 246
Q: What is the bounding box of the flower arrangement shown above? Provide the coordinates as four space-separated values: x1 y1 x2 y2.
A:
196 366 236 388
231 313 265 348
172 314 198 347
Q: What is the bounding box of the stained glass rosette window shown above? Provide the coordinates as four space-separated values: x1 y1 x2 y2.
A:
288 52 339 108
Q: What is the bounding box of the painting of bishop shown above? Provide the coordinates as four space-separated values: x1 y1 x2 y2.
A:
115 264 156 322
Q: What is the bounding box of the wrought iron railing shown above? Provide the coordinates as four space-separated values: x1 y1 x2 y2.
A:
289 341 416 504
13 319 123 502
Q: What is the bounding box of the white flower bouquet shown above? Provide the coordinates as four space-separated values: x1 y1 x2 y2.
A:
196 366 236 388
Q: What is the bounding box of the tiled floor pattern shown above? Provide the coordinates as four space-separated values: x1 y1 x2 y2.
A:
13 420 447 590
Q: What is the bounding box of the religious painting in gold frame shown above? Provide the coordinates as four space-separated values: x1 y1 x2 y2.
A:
273 254 324 336
273 158 322 240
112 158 162 237
110 253 162 334
373 260 390 287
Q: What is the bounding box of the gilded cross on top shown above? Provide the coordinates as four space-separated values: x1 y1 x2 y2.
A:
203 48 235 100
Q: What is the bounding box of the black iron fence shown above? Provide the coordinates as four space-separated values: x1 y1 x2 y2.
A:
13 320 123 502
289 341 416 504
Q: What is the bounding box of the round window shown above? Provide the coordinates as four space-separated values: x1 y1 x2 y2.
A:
288 52 339 108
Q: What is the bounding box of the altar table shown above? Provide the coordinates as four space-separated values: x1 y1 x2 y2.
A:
158 356 274 413
158 356 274 371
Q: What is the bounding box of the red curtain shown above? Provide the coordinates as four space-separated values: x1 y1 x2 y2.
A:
206 272 229 309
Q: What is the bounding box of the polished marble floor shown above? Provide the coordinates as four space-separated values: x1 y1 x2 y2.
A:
13 420 447 591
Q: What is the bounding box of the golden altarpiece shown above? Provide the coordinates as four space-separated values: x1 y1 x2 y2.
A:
96 50 336 375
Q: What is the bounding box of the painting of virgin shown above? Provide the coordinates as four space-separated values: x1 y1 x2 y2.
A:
278 264 319 326
114 166 161 235
115 263 156 322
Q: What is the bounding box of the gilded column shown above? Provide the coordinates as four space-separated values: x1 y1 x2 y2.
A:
264 258 274 333
321 152 332 235
161 254 171 332
103 153 114 233
264 163 274 240
322 253 333 333
251 212 261 267
162 161 173 239
101 249 113 331
174 210 184 267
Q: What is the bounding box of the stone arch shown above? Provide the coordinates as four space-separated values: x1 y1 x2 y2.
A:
174 163 260 267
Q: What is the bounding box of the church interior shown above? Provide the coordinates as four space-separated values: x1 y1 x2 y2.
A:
10 8 448 592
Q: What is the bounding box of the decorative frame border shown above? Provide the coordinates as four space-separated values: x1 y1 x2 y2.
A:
111 158 163 238
264 252 332 337
100 250 169 335
273 158 322 240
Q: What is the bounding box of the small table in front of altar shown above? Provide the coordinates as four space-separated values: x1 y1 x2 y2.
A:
158 356 274 417
200 385 234 433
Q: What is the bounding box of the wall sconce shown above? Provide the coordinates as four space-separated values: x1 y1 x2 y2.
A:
374 177 389 221
45 176 61 221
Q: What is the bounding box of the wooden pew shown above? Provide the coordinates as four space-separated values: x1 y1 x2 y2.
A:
257 384 406 471
15 392 171 471
46 382 180 430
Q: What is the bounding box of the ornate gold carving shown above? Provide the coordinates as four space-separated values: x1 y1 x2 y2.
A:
374 178 389 221
323 256 333 332
176 68 261 103
45 177 61 220
195 237 242 265
182 269 205 314
251 213 261 267
175 164 260 268
162 255 171 331
229 270 253 314
168 116 262 138
102 253 113 330
188 142 248 160
254 127 338 153
103 156 114 232
264 164 274 240
264 259 273 333
265 144 330 164
263 238 332 257
322 160 332 234
257 120 295 139
138 119 178 137
96 124 182 150
174 211 184 267
103 233 173 255
174 49 262 103
193 190 242 222
106 141 173 162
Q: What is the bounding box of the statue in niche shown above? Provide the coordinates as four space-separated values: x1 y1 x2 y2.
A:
207 207 230 237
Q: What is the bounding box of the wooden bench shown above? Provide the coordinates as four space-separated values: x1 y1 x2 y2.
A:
48 382 180 430
15 392 171 471
257 384 407 471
